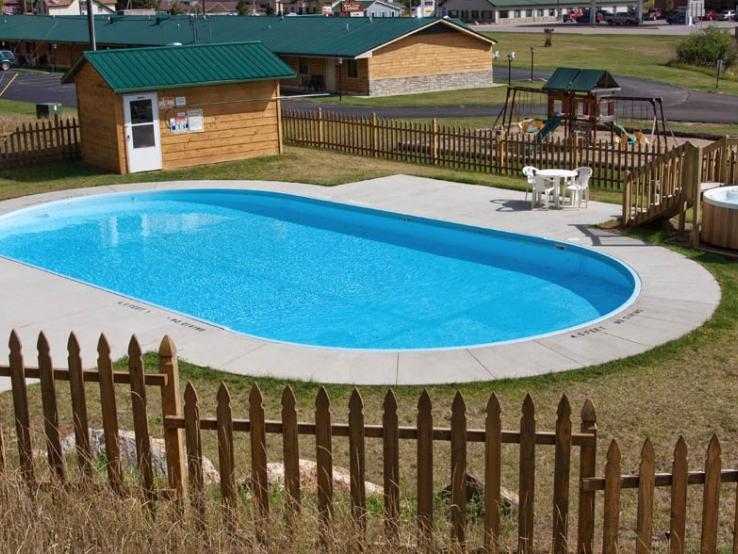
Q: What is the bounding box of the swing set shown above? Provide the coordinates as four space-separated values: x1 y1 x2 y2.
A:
494 67 672 150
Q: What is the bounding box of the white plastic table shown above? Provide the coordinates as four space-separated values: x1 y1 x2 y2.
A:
537 169 578 209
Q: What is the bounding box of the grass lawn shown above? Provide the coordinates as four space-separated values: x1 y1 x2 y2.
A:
0 150 735 549
492 32 738 96
309 80 533 108
0 145 624 205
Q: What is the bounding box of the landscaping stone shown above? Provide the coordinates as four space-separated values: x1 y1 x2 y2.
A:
59 429 219 484
242 459 383 496
438 473 519 516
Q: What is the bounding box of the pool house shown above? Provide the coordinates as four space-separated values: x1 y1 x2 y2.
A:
62 42 294 174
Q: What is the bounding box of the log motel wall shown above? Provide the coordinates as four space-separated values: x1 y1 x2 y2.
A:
2 331 738 552
282 109 667 191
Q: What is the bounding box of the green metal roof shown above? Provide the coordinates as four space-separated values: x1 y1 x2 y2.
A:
542 67 619 93
62 41 295 92
0 14 495 58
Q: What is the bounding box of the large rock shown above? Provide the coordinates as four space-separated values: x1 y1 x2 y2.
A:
59 429 219 484
438 473 518 516
242 459 383 496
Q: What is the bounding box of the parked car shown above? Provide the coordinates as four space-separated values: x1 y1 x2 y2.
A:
645 8 662 20
562 10 582 22
0 49 15 71
577 9 606 23
664 9 687 23
701 10 720 20
718 9 735 20
605 12 640 25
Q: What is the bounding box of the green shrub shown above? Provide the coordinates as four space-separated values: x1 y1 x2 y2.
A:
675 27 737 68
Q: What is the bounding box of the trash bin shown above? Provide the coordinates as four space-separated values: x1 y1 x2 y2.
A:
36 102 62 119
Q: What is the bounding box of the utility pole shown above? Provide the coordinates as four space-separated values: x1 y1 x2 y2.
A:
86 0 96 51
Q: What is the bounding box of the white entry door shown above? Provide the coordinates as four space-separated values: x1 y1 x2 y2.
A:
324 62 337 92
123 93 162 173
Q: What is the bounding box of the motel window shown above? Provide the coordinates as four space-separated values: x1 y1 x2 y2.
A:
482 10 492 18
298 57 308 74
513 9 521 17
471 9 479 18
347 59 358 79
499 9 508 17
549 8 556 15
460 9 469 18
448 9 458 16
526 9 533 16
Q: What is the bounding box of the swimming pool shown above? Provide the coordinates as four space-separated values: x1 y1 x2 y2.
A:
0 189 638 350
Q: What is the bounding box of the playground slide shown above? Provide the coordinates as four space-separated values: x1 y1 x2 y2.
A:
535 114 562 143
612 122 637 145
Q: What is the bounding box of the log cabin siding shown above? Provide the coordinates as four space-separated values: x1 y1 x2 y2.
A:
75 65 282 174
368 28 493 80
157 80 281 171
75 64 126 173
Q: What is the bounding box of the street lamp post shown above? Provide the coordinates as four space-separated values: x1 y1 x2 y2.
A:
507 51 516 85
530 47 535 81
338 58 343 102
492 50 499 84
716 57 724 90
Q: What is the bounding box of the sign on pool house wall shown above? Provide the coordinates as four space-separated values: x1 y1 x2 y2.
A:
62 42 295 174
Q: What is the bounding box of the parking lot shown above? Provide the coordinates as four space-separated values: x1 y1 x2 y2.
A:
473 20 738 35
0 70 76 107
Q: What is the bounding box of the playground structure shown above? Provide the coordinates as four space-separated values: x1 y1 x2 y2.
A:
495 68 672 150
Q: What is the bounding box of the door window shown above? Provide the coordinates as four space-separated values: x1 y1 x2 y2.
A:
128 98 156 149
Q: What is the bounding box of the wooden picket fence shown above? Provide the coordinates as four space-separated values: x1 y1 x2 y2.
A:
2 331 738 552
0 116 81 169
702 136 738 186
282 108 666 191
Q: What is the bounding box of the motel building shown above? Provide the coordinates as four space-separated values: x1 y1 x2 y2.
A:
437 0 638 22
0 14 497 96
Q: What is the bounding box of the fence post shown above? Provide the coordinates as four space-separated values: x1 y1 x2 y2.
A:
571 134 581 169
576 399 597 554
159 335 186 503
317 107 325 147
371 113 379 158
9 330 34 487
494 129 505 173
622 174 632 226
686 143 703 247
431 118 439 164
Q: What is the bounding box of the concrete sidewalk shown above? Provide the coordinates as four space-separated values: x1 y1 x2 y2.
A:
0 176 720 386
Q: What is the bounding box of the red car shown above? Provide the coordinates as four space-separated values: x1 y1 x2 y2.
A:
701 10 720 20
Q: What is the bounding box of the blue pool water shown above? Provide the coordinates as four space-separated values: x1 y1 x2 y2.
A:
0 189 638 350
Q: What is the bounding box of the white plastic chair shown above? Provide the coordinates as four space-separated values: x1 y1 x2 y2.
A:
567 166 592 208
532 174 555 209
521 166 538 203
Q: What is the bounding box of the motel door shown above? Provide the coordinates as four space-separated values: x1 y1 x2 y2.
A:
123 93 162 173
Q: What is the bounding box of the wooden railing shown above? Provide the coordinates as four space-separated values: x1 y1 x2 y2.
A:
621 142 693 227
702 136 738 186
282 109 666 191
2 331 738 552
0 116 81 169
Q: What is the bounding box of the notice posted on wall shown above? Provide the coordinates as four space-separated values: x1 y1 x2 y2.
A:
170 112 189 133
187 109 204 132
159 96 175 110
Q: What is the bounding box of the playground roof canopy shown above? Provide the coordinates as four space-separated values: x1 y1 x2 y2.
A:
543 68 620 94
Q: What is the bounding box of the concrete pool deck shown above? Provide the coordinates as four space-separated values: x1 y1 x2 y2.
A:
0 176 721 387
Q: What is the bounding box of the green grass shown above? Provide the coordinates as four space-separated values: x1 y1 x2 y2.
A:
0 145 624 205
0 97 41 116
491 32 738 96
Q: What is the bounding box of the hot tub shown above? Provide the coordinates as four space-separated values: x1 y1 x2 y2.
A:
702 185 738 250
